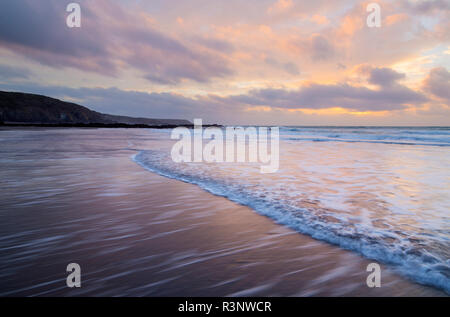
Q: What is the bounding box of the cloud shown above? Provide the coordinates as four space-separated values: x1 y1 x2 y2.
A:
291 34 335 62
322 0 446 68
310 14 330 25
423 67 450 102
0 62 430 121
229 81 427 111
0 64 32 80
265 58 300 75
309 34 335 61
0 0 233 84
224 65 427 111
192 36 235 54
402 0 450 14
0 0 116 75
356 65 406 86
0 0 446 90
0 0 447 125
267 0 294 14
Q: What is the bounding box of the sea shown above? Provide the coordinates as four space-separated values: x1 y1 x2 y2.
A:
0 126 448 294
134 126 450 293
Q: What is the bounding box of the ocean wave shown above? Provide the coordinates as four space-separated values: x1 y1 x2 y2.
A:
279 127 450 146
284 137 450 147
133 149 450 294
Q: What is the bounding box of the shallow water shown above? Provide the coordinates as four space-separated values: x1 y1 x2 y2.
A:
0 127 448 295
135 126 450 293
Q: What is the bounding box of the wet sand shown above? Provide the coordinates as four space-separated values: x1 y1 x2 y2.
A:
0 128 445 296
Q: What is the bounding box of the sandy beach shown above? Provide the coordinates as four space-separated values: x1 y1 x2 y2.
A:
0 128 445 296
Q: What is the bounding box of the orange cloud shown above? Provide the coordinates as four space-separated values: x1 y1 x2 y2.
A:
310 14 329 25
385 14 408 26
267 0 294 14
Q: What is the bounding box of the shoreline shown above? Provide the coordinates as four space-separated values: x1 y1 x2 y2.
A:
0 123 222 129
133 152 449 296
0 128 446 296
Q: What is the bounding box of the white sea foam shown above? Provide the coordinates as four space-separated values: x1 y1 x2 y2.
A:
133 127 450 293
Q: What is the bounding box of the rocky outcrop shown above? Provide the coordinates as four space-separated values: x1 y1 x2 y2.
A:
0 91 192 126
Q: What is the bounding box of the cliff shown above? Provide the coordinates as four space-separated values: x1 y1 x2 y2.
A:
0 91 192 127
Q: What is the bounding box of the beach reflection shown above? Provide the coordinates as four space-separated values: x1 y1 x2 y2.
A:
0 128 448 296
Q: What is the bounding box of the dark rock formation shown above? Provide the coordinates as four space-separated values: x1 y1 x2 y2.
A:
0 91 192 127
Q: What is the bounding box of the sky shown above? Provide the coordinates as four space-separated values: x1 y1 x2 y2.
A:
0 0 449 125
